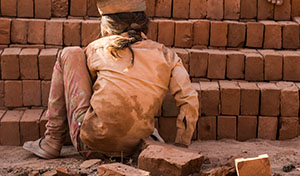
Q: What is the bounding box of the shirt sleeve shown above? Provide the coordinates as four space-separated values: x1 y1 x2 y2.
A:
84 46 97 83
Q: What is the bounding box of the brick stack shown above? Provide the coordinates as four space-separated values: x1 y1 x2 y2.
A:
0 0 300 146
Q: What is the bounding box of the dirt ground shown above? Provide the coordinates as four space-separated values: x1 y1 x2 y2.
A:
1 137 300 175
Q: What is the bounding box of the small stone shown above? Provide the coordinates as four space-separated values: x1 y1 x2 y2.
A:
80 159 102 169
41 170 57 176
283 164 295 172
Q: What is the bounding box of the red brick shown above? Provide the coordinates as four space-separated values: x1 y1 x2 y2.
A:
257 0 274 20
23 80 41 106
99 163 150 176
70 0 87 16
145 0 155 17
28 20 45 44
0 0 17 16
64 20 81 46
257 83 281 116
279 117 299 140
258 50 282 81
20 109 44 144
87 0 100 17
279 21 299 49
0 81 4 107
173 0 189 19
19 48 39 79
198 116 216 140
261 21 282 49
0 110 23 145
246 22 264 48
276 82 299 117
45 19 63 46
217 116 236 140
193 20 210 46
227 21 246 47
158 117 177 143
39 49 58 80
237 116 257 141
162 93 178 117
40 111 48 137
171 48 189 72
210 21 228 47
157 20 174 47
41 81 51 107
274 0 291 20
292 0 300 17
155 0 172 17
245 53 264 81
17 0 34 17
190 0 206 19
207 0 223 20
281 51 300 81
207 50 226 79
35 0 51 18
200 82 219 116
238 82 259 116
1 48 21 80
189 49 208 77
146 20 158 41
226 51 244 79
240 0 257 19
174 21 193 48
0 18 11 44
4 81 22 107
258 116 278 140
11 19 28 44
224 0 240 20
220 81 240 115
51 0 68 17
81 20 100 46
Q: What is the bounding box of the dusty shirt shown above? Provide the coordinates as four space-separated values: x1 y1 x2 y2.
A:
80 35 199 157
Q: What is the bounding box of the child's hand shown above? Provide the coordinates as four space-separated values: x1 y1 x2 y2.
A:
267 0 283 5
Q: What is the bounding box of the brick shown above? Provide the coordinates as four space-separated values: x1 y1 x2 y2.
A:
17 0 34 17
189 49 208 77
210 21 228 47
19 48 39 79
207 50 226 79
147 20 158 41
39 49 58 80
258 0 274 20
138 144 204 176
238 82 259 116
173 0 189 19
193 20 210 46
174 21 193 48
224 0 240 20
190 0 206 18
257 83 281 116
200 82 219 116
217 116 236 139
1 0 16 16
171 48 189 72
145 0 155 17
158 117 177 143
274 0 291 20
51 0 68 17
292 0 300 17
235 154 272 176
226 51 244 79
0 110 23 145
198 116 216 140
258 50 282 81
1 48 21 80
87 0 100 17
237 116 257 141
245 53 264 81
11 19 28 44
0 81 4 107
20 109 44 144
279 117 299 140
81 20 100 46
23 80 41 106
279 21 299 49
281 51 300 81
258 116 278 140
240 0 257 19
64 20 81 46
220 81 240 115
162 93 178 117
207 0 223 20
35 0 51 18
261 21 282 49
45 20 63 45
70 0 87 16
28 20 45 44
246 22 264 48
40 111 48 137
41 81 51 107
9 44 45 49
4 81 22 107
99 163 150 176
157 20 174 47
155 0 172 17
276 82 299 117
0 18 11 44
227 21 246 48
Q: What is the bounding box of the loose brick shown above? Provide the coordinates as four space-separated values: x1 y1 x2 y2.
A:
292 0 300 17
276 82 299 117
261 21 282 49
155 0 172 17
173 0 189 19
224 0 240 20
0 81 4 107
70 0 87 16
279 117 299 140
240 0 257 19
99 163 150 176
87 0 100 17
162 93 178 117
239 82 260 116
23 80 41 106
193 20 210 46
40 111 48 137
200 82 219 116
258 50 282 81
226 51 244 79
147 20 158 41
210 21 228 47
11 19 28 44
45 20 63 46
145 0 155 17
174 21 193 48
0 110 23 145
35 0 51 18
1 48 21 80
4 81 22 107
207 50 226 79
19 48 39 79
246 22 264 48
257 83 281 116
245 53 264 81
157 20 174 47
220 81 240 115
258 116 278 140
227 21 246 48
28 20 45 44
158 117 177 143
217 116 236 140
172 48 189 72
190 0 206 19
1 0 16 16
279 21 299 49
41 81 51 107
257 0 274 20
189 49 208 77
81 20 100 47
207 0 223 20
20 109 44 144
237 116 257 141
138 144 204 176
39 49 58 80
51 0 68 17
274 0 291 20
17 0 34 17
0 18 11 44
198 116 216 140
235 154 272 176
281 51 300 81
64 20 81 46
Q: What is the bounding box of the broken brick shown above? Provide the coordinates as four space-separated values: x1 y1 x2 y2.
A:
99 163 150 176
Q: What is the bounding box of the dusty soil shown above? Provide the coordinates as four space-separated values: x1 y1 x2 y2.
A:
1 137 300 175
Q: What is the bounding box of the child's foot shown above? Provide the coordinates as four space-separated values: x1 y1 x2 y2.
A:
267 0 284 5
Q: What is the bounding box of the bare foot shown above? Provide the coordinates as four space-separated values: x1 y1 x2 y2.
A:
267 0 284 5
